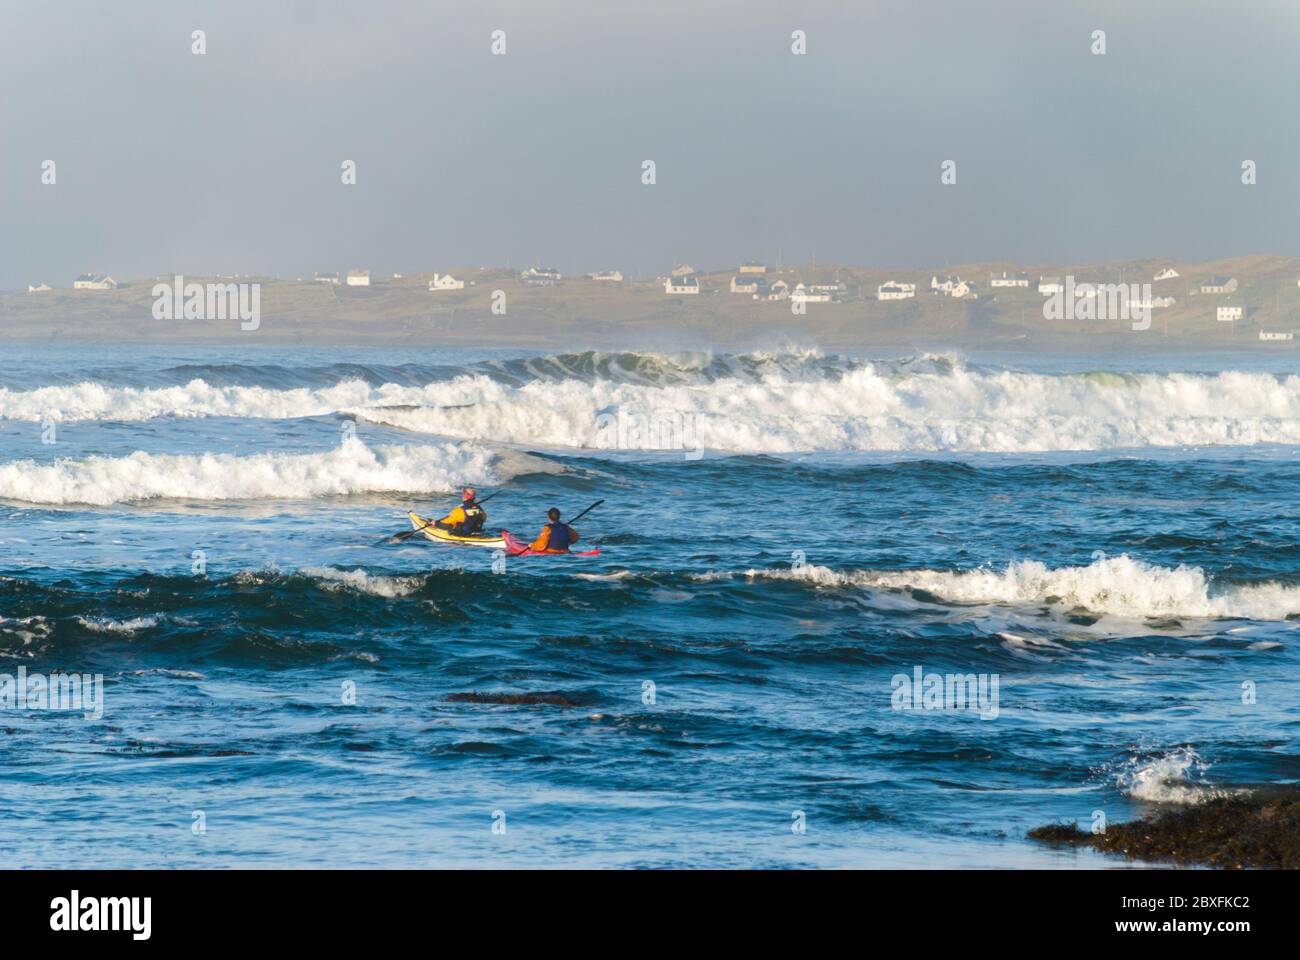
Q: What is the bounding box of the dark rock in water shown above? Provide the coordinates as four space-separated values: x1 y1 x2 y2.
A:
1029 791 1300 869
1145 617 1182 629
1065 606 1099 625
446 691 593 707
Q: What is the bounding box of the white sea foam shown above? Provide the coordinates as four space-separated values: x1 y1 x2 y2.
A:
76 615 160 634
8 359 1300 453
0 614 51 649
0 438 499 506
301 566 425 599
740 555 1300 621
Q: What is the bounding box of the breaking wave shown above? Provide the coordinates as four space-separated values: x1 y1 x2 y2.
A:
7 352 1300 453
1114 748 1233 804
738 555 1300 621
0 438 501 506
299 566 426 599
0 378 491 423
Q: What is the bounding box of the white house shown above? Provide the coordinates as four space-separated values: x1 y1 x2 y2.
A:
877 281 916 301
346 269 370 287
989 271 1030 287
1038 277 1063 295
664 275 699 295
74 273 117 290
429 273 465 291
730 275 761 294
766 279 791 301
1260 331 1294 341
932 276 977 299
738 261 767 274
791 283 832 304
1200 276 1237 294
1216 305 1243 322
313 272 340 284
1129 295 1177 310
589 271 623 283
27 282 52 293
1153 268 1180 281
808 281 846 295
522 266 562 286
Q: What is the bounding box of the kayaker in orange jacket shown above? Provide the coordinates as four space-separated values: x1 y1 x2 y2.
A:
529 507 580 554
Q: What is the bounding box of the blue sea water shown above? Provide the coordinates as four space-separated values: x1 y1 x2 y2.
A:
1 345 1298 868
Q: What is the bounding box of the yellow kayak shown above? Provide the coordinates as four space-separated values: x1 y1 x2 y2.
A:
407 512 504 548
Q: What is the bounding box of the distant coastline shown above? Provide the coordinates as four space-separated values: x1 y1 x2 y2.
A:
4 254 1299 352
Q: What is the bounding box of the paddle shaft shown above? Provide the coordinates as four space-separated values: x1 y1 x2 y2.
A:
565 499 604 525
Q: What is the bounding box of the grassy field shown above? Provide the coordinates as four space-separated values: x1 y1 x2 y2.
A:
4 255 1299 351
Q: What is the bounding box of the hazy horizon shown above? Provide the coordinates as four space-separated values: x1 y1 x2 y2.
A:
3 0 1299 291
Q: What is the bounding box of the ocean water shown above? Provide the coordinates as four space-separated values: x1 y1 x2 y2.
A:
2 345 1298 868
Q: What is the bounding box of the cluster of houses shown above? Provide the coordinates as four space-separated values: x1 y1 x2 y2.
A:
871 276 978 300
930 275 978 299
26 274 119 292
867 266 1226 312
1192 275 1246 324
659 262 849 303
521 266 562 287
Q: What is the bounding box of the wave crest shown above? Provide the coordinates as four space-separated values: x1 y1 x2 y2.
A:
744 554 1300 621
8 353 1300 453
0 438 500 506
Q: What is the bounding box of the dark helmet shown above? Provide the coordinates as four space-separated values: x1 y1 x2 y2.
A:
547 507 561 521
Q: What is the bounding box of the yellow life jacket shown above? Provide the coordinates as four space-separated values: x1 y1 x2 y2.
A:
438 504 486 532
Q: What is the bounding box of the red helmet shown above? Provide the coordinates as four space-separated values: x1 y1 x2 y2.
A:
461 487 476 501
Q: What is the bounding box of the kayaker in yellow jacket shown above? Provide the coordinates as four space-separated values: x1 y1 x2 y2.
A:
529 507 579 554
436 487 487 536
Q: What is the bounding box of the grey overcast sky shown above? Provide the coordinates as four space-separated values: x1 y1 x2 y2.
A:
2 0 1298 289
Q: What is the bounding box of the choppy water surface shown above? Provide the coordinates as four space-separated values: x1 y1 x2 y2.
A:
1 345 1297 867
